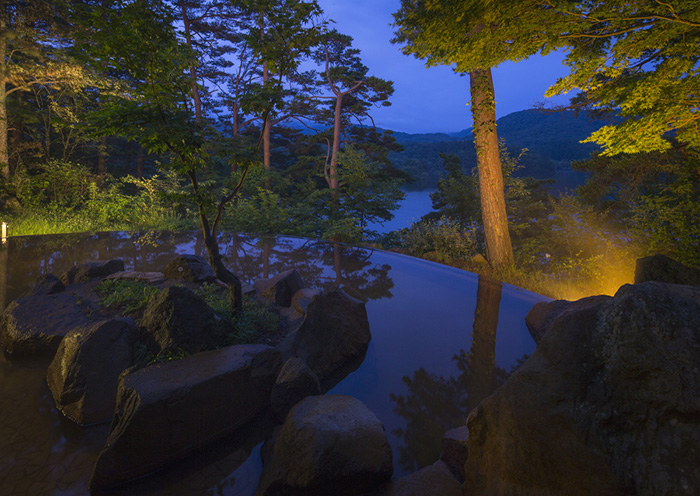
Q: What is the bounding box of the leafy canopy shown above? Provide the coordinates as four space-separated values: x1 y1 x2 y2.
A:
544 0 700 155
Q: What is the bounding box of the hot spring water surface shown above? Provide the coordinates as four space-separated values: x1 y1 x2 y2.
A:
0 231 548 495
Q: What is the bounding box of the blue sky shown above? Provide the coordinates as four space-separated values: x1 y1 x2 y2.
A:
318 0 572 134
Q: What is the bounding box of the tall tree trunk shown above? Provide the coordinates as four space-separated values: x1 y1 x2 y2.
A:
0 12 9 179
470 68 514 268
329 92 343 191
260 14 271 172
180 2 203 126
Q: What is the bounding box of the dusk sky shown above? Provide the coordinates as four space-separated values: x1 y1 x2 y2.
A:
318 0 572 134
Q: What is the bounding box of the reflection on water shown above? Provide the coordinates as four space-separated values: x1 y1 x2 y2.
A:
389 276 528 473
0 231 547 494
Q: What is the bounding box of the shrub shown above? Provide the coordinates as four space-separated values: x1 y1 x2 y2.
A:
401 217 480 261
95 279 161 314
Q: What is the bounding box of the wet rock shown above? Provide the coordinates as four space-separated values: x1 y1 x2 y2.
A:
291 288 321 315
525 295 611 343
634 254 700 285
440 426 469 482
270 357 321 422
255 269 305 307
30 273 65 296
104 271 165 285
60 259 125 285
465 281 700 496
140 286 226 355
90 344 282 490
288 288 370 381
375 460 462 496
163 254 216 283
257 395 392 495
0 292 89 357
47 318 139 425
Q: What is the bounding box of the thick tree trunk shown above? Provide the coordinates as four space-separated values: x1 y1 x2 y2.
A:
470 68 514 268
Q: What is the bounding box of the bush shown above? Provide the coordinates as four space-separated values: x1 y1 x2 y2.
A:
401 217 480 261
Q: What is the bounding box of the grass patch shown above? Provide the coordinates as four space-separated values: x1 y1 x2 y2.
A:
195 283 279 345
95 279 161 314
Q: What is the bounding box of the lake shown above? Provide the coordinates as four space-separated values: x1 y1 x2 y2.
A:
0 231 548 495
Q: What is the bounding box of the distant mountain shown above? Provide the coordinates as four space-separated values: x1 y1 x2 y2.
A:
390 109 614 190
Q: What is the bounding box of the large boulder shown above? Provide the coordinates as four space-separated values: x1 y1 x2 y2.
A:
288 288 370 381
163 254 216 283
255 269 305 307
0 292 90 356
634 254 700 285
60 259 125 285
46 318 139 425
465 281 700 496
525 295 611 343
90 344 282 489
270 357 321 422
139 286 226 355
257 395 393 495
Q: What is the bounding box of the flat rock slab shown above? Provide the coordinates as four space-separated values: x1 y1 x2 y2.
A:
47 318 139 425
90 344 282 490
0 292 90 356
104 271 165 285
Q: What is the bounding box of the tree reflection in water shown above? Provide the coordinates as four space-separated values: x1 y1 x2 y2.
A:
390 275 528 473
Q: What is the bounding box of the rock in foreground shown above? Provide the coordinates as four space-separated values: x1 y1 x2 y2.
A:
0 291 89 356
465 281 700 496
257 395 393 495
46 318 139 425
90 344 282 489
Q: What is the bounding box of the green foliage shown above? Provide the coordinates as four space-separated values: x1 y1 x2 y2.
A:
231 297 280 345
95 279 161 314
574 146 700 267
543 0 700 155
11 160 98 208
401 217 479 261
194 283 279 345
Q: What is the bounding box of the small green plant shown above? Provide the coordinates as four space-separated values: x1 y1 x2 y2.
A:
95 279 160 313
194 283 279 345
230 297 279 345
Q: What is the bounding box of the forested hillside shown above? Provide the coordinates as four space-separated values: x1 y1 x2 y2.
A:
391 109 612 189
